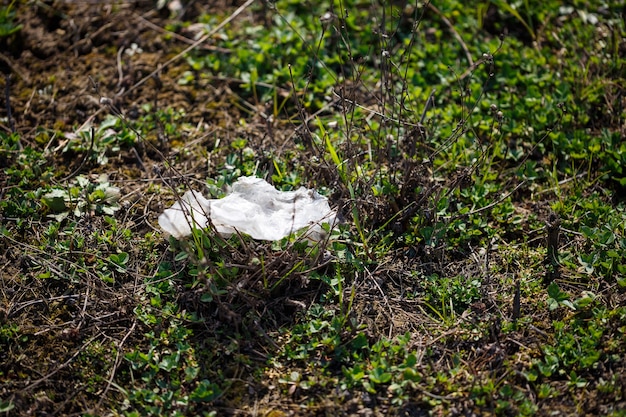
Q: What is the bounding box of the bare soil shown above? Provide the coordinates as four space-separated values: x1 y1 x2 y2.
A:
0 1 291 415
1 1 625 416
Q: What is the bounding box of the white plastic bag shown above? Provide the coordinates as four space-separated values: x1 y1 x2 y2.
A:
158 176 336 241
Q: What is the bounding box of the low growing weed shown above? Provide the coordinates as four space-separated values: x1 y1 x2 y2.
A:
2 0 626 415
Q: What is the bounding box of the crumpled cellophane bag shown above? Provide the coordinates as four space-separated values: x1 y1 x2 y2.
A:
158 176 337 241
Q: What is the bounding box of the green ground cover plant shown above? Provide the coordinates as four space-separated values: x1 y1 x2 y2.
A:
1 0 625 415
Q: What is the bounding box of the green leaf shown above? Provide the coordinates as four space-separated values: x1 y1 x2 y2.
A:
362 380 376 394
347 364 365 382
524 369 538 382
175 251 189 261
158 351 181 372
42 189 68 212
369 367 392 384
190 380 221 402
109 252 129 272
574 292 596 308
37 271 52 279
0 22 22 37
351 332 368 351
547 297 559 311
185 365 199 382
402 367 421 383
0 399 15 413
110 252 129 266
404 353 417 368
547 282 567 301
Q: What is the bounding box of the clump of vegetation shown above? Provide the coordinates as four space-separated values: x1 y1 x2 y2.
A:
1 0 625 415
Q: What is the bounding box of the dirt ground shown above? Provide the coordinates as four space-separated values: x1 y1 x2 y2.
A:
1 1 298 415
2 1 625 416
4 1 245 125
0 2 466 414
1 0 279 240
2 1 418 415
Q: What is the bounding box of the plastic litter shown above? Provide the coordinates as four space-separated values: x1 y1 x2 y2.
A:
158 176 337 241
